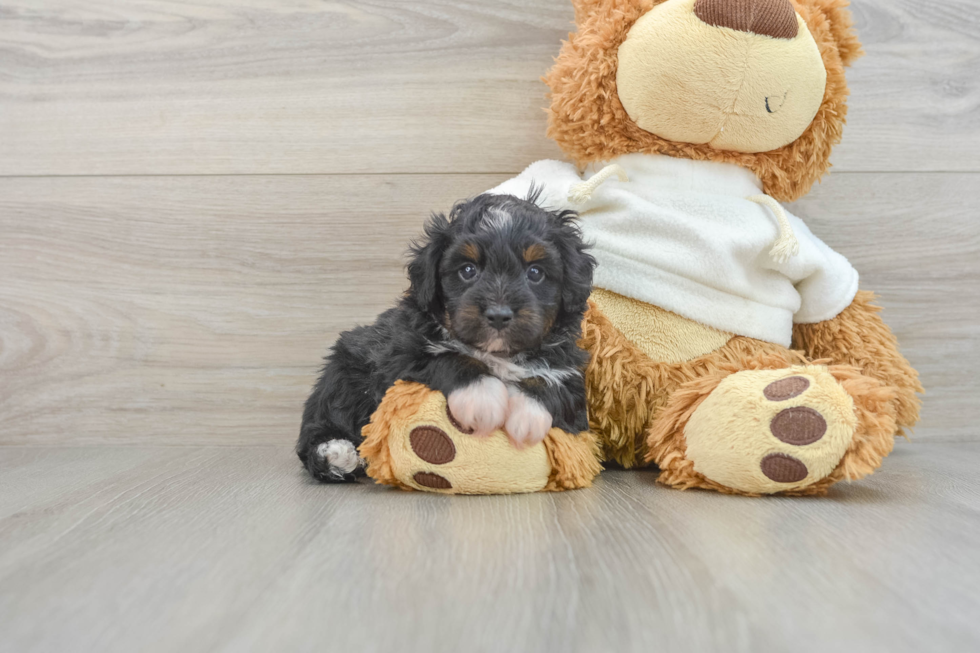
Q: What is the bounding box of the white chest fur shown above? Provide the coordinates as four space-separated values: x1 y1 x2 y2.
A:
425 338 580 387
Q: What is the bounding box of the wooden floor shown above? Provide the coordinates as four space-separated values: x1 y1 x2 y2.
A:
2 1 979 651
1 441 978 653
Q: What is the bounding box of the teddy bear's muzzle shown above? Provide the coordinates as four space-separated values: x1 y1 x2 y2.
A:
615 0 827 154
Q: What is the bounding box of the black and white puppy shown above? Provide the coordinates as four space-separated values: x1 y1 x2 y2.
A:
296 192 596 483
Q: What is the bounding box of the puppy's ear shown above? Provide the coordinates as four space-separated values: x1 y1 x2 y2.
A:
552 210 596 326
407 212 453 316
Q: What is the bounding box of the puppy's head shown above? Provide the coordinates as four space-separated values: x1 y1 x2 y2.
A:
408 192 595 356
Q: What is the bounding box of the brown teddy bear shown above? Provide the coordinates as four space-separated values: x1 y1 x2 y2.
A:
360 0 922 495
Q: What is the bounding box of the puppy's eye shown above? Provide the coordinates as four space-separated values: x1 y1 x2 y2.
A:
459 264 479 281
526 265 545 284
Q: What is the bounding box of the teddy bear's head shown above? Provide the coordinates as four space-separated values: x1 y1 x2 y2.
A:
546 0 862 201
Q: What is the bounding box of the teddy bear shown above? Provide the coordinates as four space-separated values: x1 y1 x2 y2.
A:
358 0 922 496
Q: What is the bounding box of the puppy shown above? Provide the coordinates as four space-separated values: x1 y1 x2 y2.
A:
296 192 596 483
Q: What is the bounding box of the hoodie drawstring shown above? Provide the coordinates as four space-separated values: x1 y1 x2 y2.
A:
568 164 629 204
748 194 799 264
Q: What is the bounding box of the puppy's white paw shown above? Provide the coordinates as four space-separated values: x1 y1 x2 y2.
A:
505 391 553 449
315 439 363 478
447 376 509 437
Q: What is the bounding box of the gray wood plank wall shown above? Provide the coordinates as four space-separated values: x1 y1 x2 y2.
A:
1 0 978 445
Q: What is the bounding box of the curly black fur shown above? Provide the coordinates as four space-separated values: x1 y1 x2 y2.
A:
296 192 596 483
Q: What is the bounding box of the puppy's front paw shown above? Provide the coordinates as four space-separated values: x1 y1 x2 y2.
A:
315 439 363 480
447 376 509 437
505 391 553 449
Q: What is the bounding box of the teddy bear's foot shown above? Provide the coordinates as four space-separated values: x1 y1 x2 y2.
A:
359 381 602 495
650 364 897 496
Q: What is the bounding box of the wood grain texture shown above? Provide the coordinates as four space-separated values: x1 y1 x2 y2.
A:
1 171 976 445
0 173 504 445
1 0 977 176
1 441 978 653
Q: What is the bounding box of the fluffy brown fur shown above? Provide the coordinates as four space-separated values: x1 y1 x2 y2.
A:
579 300 800 468
546 0 861 202
359 381 426 490
542 427 604 491
793 290 922 432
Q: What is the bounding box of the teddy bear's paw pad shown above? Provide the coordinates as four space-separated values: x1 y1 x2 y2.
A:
769 406 827 446
412 471 453 490
684 367 858 494
384 390 552 494
409 426 456 465
759 452 809 484
763 376 810 401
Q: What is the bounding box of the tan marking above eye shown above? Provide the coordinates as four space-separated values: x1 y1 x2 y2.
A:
523 244 546 262
461 242 480 261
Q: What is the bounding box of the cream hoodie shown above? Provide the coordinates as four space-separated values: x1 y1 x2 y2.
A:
485 154 858 348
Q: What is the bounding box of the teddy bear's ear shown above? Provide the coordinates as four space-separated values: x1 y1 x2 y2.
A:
809 0 864 67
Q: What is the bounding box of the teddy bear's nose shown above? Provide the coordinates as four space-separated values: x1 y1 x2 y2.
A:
693 0 799 39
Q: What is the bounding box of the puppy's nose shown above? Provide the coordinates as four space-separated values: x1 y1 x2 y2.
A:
484 305 514 331
694 0 799 39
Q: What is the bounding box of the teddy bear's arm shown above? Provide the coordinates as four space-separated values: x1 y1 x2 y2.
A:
792 290 922 431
